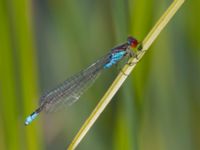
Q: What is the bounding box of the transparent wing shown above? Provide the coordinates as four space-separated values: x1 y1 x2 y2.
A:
39 54 110 112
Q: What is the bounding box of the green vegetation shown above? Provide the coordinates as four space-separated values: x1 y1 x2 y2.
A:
0 0 199 150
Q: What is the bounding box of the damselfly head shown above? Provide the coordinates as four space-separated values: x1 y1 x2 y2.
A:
127 36 138 48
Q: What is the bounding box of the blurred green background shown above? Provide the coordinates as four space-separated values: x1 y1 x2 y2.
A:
0 0 199 150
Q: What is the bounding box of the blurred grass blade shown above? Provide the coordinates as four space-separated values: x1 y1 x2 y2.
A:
0 1 20 149
10 0 43 149
67 0 185 149
0 0 42 150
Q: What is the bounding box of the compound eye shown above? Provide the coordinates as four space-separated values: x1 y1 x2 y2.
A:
127 36 138 48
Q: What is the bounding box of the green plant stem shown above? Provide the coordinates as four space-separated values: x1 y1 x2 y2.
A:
67 0 185 149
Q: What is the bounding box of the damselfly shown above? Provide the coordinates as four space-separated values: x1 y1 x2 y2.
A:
25 36 139 125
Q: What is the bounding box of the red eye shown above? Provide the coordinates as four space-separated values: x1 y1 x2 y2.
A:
127 36 138 48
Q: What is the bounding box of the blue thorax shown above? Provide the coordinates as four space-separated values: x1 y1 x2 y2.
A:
104 51 126 68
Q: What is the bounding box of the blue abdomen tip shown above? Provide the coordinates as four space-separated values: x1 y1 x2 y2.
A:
25 112 38 125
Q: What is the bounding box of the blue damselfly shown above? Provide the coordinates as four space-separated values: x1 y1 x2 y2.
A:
25 36 139 125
